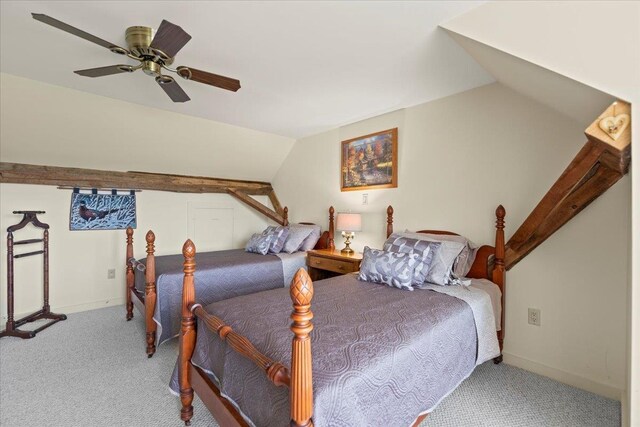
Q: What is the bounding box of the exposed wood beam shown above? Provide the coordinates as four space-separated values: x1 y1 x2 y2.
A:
227 188 286 225
0 163 273 195
505 101 631 270
268 190 284 216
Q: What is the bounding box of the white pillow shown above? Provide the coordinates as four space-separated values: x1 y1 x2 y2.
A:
411 231 479 277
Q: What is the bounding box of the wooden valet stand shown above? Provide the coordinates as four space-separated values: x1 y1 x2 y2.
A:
1 211 66 339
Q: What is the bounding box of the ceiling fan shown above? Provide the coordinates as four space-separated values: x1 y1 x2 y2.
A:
31 14 241 102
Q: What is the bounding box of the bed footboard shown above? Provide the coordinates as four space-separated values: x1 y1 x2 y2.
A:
179 239 315 426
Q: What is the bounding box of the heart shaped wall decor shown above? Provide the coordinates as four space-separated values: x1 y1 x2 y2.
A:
598 113 630 141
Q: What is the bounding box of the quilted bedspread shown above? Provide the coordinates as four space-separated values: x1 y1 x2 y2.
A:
170 273 498 426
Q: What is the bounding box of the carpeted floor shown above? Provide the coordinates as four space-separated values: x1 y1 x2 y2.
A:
0 306 620 427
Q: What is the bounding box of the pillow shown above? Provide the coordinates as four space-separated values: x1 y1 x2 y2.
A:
282 224 314 253
385 232 465 286
262 225 290 253
382 235 440 285
358 246 420 291
298 224 322 251
245 233 275 255
410 231 478 277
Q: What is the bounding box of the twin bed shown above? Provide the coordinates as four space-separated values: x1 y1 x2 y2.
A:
124 207 336 356
171 205 506 426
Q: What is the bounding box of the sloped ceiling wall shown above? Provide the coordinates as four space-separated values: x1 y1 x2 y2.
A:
442 32 614 128
0 73 295 182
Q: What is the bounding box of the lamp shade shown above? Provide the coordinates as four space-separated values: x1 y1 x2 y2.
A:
336 213 362 232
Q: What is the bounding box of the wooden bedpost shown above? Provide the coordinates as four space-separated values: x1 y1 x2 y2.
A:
492 205 506 363
125 227 134 321
328 206 335 250
145 231 158 358
283 206 289 226
179 239 197 426
289 268 314 427
386 205 394 238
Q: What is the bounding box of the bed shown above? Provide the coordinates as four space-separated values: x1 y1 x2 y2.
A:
173 205 506 426
124 206 336 357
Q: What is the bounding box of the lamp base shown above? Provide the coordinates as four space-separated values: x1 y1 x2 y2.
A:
340 232 355 254
340 245 354 255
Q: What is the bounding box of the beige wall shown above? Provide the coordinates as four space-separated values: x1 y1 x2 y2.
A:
443 2 639 422
0 73 294 180
0 185 273 317
273 83 630 398
0 73 291 317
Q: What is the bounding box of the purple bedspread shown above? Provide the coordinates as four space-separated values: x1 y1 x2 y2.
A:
135 249 285 345
170 273 477 426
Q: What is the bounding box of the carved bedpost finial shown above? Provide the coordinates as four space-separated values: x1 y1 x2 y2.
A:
283 206 289 226
289 268 314 427
496 205 505 225
146 230 155 252
126 226 133 242
386 205 394 238
180 239 197 425
328 206 335 250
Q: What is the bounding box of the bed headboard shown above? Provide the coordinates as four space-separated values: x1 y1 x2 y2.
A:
385 205 505 282
284 206 336 251
386 204 506 352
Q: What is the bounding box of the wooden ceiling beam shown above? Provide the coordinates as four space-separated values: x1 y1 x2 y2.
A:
227 188 286 225
505 100 631 270
0 162 273 195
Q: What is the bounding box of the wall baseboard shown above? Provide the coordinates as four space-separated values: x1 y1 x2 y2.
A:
503 352 623 401
1 298 124 322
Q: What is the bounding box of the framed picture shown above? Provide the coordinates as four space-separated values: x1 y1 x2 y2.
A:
341 128 398 191
69 192 137 231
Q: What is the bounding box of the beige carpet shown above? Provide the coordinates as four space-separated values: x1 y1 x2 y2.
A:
0 306 620 426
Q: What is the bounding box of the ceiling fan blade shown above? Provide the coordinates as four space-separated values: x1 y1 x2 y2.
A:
74 65 135 77
156 76 190 103
31 13 128 54
176 66 241 92
150 20 191 58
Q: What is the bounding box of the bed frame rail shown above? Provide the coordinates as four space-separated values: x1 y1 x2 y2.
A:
179 239 315 427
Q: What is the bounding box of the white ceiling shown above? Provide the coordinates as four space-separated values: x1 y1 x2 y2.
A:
0 1 493 139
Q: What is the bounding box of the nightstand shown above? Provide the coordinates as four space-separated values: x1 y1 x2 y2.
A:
307 249 362 281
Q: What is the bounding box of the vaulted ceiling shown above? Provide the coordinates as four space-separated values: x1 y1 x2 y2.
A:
0 1 493 138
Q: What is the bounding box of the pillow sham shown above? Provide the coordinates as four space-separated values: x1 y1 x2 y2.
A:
382 235 439 285
408 231 478 277
358 246 420 291
298 224 322 251
282 224 314 253
245 233 275 255
385 232 465 286
262 225 290 253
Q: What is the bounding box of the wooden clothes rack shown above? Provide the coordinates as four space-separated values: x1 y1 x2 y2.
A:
1 211 66 339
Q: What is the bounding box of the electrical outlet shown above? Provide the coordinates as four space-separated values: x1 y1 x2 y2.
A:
528 308 541 326
362 193 368 205
107 269 116 279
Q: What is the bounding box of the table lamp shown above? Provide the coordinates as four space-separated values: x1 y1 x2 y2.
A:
336 212 362 254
